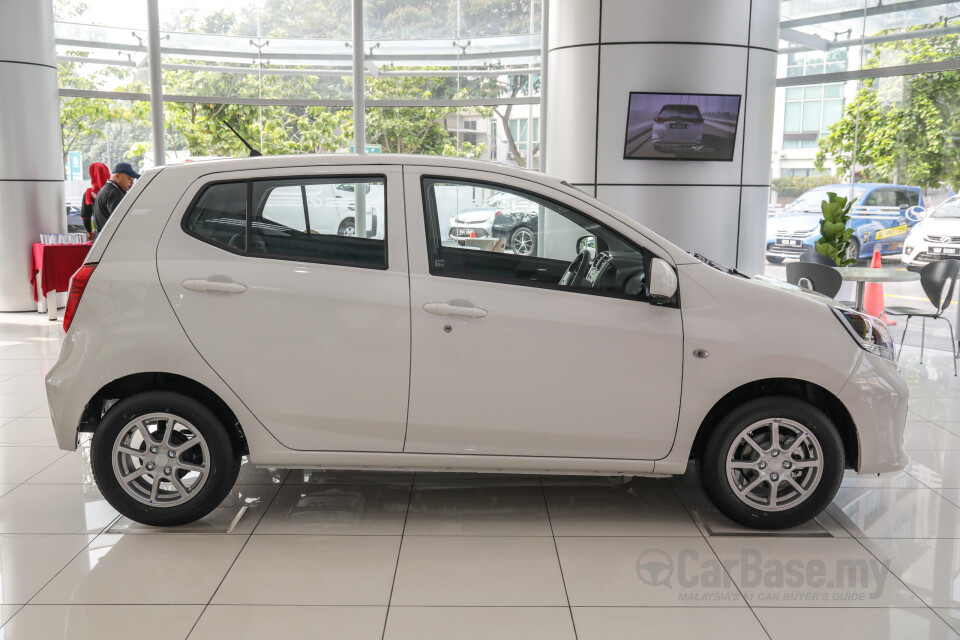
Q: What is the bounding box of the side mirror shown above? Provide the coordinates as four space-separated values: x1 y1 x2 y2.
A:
576 235 596 253
649 258 678 301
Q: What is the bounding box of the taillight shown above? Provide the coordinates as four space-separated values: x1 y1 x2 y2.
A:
691 117 704 124
653 117 668 123
494 209 501 217
63 263 97 332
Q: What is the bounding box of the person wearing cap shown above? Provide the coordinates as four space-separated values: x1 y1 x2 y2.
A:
92 162 141 232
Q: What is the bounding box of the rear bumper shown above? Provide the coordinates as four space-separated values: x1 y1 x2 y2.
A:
839 351 909 474
45 331 101 451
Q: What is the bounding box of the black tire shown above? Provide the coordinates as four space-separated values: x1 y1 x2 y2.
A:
509 226 536 256
846 238 861 265
338 218 356 236
766 256 785 264
91 391 241 527
699 396 844 530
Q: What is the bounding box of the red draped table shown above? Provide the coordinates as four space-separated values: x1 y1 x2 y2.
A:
30 243 92 321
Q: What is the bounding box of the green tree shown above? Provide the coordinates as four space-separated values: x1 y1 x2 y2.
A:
815 22 960 190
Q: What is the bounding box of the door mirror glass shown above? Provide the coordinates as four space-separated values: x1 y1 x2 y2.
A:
576 235 596 253
649 258 678 301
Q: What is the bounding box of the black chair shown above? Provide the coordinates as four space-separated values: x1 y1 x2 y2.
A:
886 259 960 375
786 261 843 299
800 249 836 266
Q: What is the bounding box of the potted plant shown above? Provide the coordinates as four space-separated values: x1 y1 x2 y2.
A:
815 192 856 266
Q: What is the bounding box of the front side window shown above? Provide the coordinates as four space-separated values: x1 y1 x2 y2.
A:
422 178 653 300
184 176 387 269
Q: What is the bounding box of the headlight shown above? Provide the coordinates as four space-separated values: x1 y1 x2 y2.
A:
832 307 896 361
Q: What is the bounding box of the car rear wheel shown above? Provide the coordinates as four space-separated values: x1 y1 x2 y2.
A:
91 391 241 526
845 238 861 264
699 396 843 529
510 226 536 256
338 219 356 237
766 256 784 264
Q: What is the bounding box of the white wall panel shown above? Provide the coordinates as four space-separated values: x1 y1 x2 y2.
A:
737 186 770 275
548 0 601 50
749 0 781 51
595 44 747 186
545 46 599 185
740 49 777 186
601 0 751 46
596 185 741 266
0 0 55 67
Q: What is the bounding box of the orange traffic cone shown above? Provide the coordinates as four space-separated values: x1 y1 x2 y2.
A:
863 249 896 325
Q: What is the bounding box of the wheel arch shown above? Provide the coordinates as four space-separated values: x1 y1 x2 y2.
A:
689 377 858 470
78 372 249 456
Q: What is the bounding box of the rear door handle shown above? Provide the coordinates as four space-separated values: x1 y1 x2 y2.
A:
182 279 247 294
423 302 488 319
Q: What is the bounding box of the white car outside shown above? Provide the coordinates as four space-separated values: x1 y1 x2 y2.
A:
903 195 960 271
652 104 705 151
47 155 908 530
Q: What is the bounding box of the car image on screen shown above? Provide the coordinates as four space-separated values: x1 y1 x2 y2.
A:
652 104 704 152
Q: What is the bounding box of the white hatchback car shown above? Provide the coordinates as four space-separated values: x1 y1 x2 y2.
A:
47 155 908 530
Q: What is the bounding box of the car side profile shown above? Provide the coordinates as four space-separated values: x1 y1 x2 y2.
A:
766 184 925 263
47 155 908 530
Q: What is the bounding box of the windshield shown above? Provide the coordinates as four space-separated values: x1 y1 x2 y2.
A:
783 188 864 215
933 198 960 219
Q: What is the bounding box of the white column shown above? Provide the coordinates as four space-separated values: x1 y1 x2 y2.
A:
545 0 779 274
0 0 64 311
147 0 166 167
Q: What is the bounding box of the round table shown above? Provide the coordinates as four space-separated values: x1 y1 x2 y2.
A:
833 267 920 312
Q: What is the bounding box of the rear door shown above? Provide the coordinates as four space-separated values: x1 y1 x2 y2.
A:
156 165 411 452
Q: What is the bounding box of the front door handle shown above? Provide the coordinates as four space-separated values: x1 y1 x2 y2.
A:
182 279 247 294
423 302 488 319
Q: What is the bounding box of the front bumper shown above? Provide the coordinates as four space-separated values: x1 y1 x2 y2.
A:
903 239 960 271
766 237 816 257
838 351 909 474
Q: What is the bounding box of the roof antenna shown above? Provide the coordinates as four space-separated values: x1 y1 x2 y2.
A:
222 120 262 157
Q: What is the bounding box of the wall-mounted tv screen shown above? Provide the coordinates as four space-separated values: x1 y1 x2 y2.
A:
623 92 742 161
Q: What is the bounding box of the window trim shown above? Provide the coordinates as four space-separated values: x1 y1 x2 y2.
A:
181 173 390 271
419 175 670 305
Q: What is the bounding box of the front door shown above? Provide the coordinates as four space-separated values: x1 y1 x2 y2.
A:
402 168 684 460
156 166 411 452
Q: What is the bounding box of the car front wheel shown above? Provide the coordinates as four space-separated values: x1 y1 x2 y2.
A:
91 391 241 526
766 256 784 264
699 396 844 529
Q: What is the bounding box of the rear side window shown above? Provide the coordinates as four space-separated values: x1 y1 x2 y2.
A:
896 190 920 207
184 182 247 249
184 176 387 269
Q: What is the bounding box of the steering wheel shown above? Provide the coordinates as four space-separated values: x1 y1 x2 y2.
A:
559 248 594 287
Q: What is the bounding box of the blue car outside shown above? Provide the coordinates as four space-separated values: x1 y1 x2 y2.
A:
766 184 925 263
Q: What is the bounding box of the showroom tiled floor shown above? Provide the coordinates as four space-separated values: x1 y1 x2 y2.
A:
2 312 960 638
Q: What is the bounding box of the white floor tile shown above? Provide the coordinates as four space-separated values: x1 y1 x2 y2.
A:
288 469 414 486
391 536 567 606
0 484 116 534
544 486 700 537
860 538 960 608
0 397 45 420
909 397 960 423
573 607 768 640
907 450 960 489
0 605 204 640
412 472 539 487
0 447 64 484
0 361 45 377
108 485 279 535
0 344 62 361
254 484 410 535
904 422 960 451
0 418 57 447
0 486 16 500
19 405 50 419
212 535 401 605
556 536 745 607
235 461 289 485
404 485 552 536
25 448 94 484
0 534 94 604
842 470 928 489
754 607 959 640
190 605 386 640
0 377 47 397
384 607 576 640
33 534 246 604
829 487 960 538
708 536 924 607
